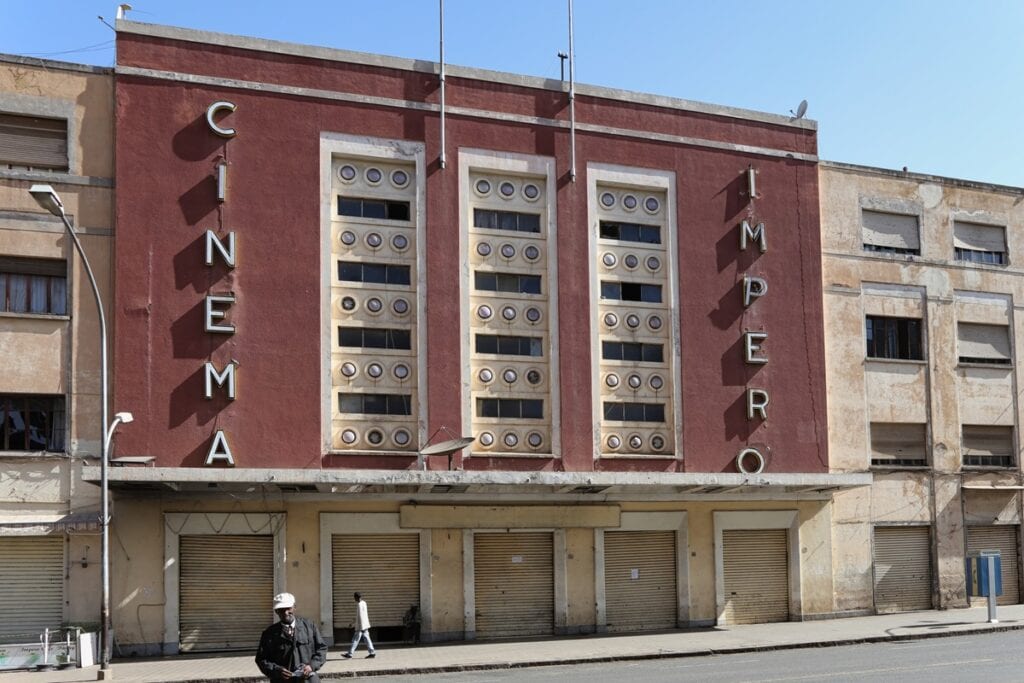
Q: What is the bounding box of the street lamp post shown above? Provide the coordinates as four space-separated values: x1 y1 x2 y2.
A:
29 184 127 680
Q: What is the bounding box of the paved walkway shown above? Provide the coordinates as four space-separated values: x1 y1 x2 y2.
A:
3 605 1023 682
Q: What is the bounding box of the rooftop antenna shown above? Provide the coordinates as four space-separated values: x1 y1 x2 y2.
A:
97 16 115 31
438 0 447 169
790 99 808 120
116 3 132 20
567 0 576 182
557 51 568 81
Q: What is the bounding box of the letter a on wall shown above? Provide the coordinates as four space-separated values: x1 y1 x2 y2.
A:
205 430 235 466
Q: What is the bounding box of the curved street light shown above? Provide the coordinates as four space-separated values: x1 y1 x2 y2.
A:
29 184 128 680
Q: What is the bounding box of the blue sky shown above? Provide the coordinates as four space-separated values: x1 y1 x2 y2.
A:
3 1 1021 187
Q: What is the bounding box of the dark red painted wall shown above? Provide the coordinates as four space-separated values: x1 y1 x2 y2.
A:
114 29 827 473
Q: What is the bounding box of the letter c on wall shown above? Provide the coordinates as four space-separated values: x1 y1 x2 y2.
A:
206 101 237 138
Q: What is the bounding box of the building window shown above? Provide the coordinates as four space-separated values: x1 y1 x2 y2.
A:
337 261 411 286
0 395 65 452
337 196 410 221
862 210 920 255
962 425 1014 468
601 341 664 363
954 221 1007 265
600 281 662 303
599 221 661 244
603 402 666 423
474 334 543 357
472 209 541 233
866 315 923 361
338 393 411 415
473 271 542 295
338 326 411 350
0 113 68 171
476 398 544 419
870 422 927 467
957 322 1011 365
0 257 67 316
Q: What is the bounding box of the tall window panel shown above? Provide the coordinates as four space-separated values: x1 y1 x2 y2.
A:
468 171 553 455
330 158 418 452
595 184 674 457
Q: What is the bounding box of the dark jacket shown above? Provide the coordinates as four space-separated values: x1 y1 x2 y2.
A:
255 616 328 681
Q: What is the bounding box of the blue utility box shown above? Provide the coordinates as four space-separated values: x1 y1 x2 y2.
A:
966 551 1002 597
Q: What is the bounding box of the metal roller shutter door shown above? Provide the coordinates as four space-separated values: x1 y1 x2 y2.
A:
873 526 932 613
604 530 677 631
179 535 274 652
967 525 1019 605
331 534 419 630
474 532 553 639
721 529 789 624
0 536 63 643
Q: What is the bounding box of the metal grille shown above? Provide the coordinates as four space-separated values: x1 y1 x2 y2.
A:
474 532 553 638
331 534 419 629
721 528 789 624
179 535 274 652
967 525 1020 605
873 526 932 613
604 530 676 631
0 536 63 643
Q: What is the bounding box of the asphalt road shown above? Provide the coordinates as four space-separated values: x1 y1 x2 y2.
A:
371 630 1024 682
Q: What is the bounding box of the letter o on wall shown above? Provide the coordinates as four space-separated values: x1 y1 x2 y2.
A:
735 448 766 474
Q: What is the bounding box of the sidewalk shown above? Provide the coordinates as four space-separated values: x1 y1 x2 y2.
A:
3 605 1023 682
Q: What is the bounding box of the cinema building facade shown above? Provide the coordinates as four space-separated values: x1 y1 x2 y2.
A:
99 20 867 654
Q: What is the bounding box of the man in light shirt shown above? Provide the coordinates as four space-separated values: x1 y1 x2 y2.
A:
342 592 376 659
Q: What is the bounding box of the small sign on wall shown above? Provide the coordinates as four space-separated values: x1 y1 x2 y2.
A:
631 568 640 580
511 555 523 564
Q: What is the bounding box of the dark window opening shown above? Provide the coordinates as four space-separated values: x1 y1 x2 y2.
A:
338 326 411 350
473 209 541 233
601 341 663 363
476 398 544 419
338 393 411 415
338 196 410 221
602 402 665 423
599 221 661 244
600 281 662 303
474 334 543 357
0 394 65 452
338 261 411 286
866 315 923 361
473 271 542 295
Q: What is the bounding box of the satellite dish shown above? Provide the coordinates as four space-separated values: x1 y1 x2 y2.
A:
420 436 475 456
790 99 808 120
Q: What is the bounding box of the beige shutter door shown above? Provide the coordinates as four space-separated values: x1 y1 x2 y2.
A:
873 526 932 612
604 530 676 631
721 529 789 624
179 535 274 652
0 536 63 643
862 210 919 251
967 525 1019 606
332 534 419 630
474 532 553 638
954 221 1006 252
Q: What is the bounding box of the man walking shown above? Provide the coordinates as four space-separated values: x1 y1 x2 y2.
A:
343 592 376 658
256 592 328 681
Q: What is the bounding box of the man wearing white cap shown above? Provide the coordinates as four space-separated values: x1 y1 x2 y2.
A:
255 592 328 681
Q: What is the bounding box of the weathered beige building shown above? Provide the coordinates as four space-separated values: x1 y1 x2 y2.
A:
822 161 1024 615
0 55 114 648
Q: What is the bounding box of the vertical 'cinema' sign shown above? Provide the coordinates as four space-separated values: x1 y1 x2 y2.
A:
201 101 239 466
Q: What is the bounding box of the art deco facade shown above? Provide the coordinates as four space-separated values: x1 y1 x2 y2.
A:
100 20 864 656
